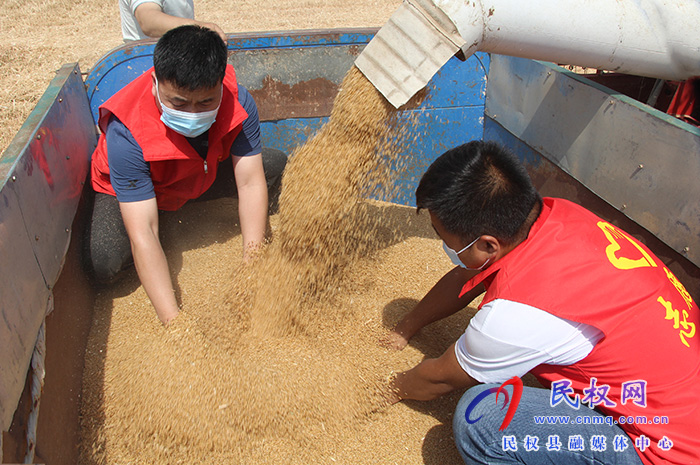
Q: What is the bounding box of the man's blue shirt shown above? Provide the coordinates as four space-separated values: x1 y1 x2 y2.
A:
106 85 262 203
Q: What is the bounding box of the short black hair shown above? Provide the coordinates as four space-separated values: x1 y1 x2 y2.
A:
416 141 542 245
153 25 227 91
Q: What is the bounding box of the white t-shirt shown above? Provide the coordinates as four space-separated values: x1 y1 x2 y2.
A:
119 0 195 42
455 299 604 384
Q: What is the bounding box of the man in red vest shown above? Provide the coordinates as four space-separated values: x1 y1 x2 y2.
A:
87 25 286 325
384 141 699 464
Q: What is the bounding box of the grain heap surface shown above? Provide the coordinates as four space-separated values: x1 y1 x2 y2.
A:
79 67 477 464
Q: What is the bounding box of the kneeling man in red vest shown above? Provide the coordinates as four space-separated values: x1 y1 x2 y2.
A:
87 25 287 325
384 141 699 465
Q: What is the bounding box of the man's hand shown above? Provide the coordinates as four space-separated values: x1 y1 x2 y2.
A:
382 270 485 351
195 20 226 43
390 343 477 402
380 330 410 351
384 386 403 405
160 307 179 326
242 240 264 264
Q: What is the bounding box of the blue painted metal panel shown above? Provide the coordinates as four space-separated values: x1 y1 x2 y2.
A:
85 54 155 122
82 30 491 216
388 106 486 206
484 116 545 169
85 30 489 122
84 30 489 208
226 29 378 49
420 53 489 110
260 117 328 156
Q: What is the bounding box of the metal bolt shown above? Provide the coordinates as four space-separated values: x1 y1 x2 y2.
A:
621 204 627 210
638 164 644 169
36 134 41 140
65 228 70 233
11 175 16 182
59 98 63 103
66 156 70 160
35 235 40 241
683 246 690 254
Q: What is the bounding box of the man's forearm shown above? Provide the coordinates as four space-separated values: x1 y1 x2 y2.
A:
134 5 226 41
393 360 458 401
393 268 484 342
237 182 268 260
131 234 179 324
135 6 193 37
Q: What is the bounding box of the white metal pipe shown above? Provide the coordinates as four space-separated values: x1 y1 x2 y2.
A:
356 0 700 108
448 0 700 79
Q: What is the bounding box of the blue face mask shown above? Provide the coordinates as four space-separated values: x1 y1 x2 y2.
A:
442 237 491 270
156 78 221 138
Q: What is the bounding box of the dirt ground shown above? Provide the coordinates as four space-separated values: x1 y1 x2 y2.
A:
0 0 401 156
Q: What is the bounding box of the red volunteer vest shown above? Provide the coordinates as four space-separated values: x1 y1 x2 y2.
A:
460 198 700 465
667 77 699 126
91 65 247 211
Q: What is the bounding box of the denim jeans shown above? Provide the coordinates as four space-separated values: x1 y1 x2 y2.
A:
453 384 644 464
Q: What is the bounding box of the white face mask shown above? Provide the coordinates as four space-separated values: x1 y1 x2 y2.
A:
155 78 221 138
442 237 491 270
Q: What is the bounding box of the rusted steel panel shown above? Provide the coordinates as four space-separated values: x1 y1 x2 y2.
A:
3 66 95 285
85 29 379 123
0 185 49 432
486 54 700 270
232 46 356 121
0 63 96 431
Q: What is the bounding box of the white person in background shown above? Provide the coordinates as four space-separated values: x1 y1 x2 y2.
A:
119 0 225 42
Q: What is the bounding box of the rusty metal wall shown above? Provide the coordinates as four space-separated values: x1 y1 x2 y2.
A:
0 64 96 432
486 54 700 271
85 30 382 123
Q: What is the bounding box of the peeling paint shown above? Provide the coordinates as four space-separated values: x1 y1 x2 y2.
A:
249 76 339 121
